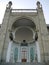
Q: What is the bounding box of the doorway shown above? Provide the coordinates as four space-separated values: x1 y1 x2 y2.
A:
21 47 28 62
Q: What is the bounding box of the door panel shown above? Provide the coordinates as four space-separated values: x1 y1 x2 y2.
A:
21 47 28 62
30 48 34 62
14 47 18 62
10 43 18 62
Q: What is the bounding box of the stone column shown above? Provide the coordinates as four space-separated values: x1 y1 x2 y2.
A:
35 31 41 62
36 41 41 62
6 40 12 62
6 31 13 62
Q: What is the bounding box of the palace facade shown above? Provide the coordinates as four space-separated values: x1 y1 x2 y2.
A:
0 1 49 63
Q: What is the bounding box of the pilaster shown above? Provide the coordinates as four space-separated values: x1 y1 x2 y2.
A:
0 1 12 61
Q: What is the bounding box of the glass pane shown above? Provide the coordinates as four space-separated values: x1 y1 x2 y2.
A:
14 47 18 62
30 48 34 62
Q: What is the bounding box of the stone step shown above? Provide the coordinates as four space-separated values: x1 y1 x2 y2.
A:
0 62 47 65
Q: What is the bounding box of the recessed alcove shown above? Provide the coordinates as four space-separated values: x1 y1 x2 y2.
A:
15 27 33 42
11 17 36 42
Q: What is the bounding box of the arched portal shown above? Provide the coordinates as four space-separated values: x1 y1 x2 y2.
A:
6 18 41 62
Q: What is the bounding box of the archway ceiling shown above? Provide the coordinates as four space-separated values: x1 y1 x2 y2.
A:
12 18 36 30
15 27 33 42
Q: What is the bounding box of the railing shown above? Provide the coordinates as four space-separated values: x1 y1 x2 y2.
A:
11 9 37 12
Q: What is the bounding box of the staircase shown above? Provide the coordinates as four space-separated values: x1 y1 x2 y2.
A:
0 62 48 65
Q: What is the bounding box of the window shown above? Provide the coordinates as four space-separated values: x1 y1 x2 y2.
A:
14 47 18 62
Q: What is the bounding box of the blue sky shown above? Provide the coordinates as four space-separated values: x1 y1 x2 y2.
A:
0 0 49 24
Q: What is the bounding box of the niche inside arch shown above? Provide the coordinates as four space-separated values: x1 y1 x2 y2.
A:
15 27 33 42
11 17 36 42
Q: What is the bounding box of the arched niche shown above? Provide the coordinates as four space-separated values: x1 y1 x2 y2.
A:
10 17 36 42
15 27 33 42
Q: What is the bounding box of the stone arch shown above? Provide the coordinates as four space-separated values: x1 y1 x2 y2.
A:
11 17 36 42
11 16 36 31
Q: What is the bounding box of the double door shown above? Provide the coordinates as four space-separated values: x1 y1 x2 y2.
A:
20 47 29 62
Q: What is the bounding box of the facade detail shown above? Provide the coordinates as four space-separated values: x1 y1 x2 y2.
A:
0 1 49 63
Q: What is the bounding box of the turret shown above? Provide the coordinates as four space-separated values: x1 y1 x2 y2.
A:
36 1 42 9
6 1 12 9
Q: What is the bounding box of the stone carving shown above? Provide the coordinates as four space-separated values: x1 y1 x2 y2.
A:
35 32 38 41
6 1 12 9
9 32 13 41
